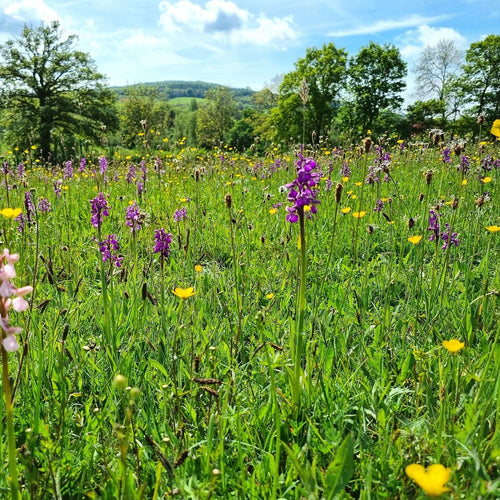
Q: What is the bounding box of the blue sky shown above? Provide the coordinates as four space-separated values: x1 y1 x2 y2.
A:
0 0 498 103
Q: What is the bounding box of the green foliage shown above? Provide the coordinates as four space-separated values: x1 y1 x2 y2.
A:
196 86 238 147
0 21 118 160
347 42 407 133
454 34 500 121
278 43 348 142
119 85 173 149
0 138 498 498
406 99 446 129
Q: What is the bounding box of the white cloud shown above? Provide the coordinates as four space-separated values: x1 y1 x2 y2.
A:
1 0 60 24
158 0 296 46
328 14 452 37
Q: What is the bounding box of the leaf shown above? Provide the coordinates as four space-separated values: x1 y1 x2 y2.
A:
325 434 354 499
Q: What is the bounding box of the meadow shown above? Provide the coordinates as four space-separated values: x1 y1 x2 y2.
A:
0 136 498 499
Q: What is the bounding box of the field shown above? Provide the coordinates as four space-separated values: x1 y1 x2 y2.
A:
0 137 498 499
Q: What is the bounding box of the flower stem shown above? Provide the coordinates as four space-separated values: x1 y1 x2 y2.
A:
2 346 20 500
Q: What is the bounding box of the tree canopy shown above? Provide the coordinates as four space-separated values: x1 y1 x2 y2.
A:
0 21 118 160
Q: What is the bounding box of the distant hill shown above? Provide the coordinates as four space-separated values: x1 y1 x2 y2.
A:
111 80 256 106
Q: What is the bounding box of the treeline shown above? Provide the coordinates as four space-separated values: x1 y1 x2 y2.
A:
112 80 255 101
0 21 498 161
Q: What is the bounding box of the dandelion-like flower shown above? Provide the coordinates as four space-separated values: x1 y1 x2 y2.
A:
486 225 500 233
153 229 173 259
405 464 451 497
408 235 423 245
285 153 320 223
0 249 33 352
172 287 196 299
90 193 110 229
442 339 465 353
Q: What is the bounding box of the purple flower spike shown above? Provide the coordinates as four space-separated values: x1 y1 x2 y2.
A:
153 229 173 259
90 192 110 229
285 153 320 223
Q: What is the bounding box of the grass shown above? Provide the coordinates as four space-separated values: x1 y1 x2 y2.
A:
0 138 498 499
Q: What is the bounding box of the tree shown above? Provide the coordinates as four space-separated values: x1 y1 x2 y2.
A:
348 42 407 133
454 34 500 121
196 87 238 147
119 85 172 149
0 21 118 160
414 39 463 102
406 99 446 130
278 43 348 142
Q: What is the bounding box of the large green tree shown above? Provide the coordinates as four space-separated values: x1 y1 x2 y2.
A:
348 42 407 132
0 21 118 160
196 86 238 147
454 34 500 121
277 43 348 143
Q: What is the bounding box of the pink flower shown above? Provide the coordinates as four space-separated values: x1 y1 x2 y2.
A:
0 248 32 352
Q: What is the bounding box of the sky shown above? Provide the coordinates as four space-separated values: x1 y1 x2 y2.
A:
0 0 499 104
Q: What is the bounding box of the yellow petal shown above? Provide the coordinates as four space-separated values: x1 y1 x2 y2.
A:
442 339 465 353
408 235 422 245
0 208 22 219
485 225 500 232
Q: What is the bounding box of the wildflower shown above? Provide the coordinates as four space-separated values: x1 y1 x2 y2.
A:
53 180 62 198
90 193 110 229
352 211 366 219
125 202 143 232
408 235 422 245
0 248 33 352
195 265 202 273
126 163 136 184
265 293 274 299
341 207 351 214
428 210 441 243
486 225 500 232
442 339 465 353
490 119 500 138
285 153 320 223
373 199 384 212
441 148 451 163
440 223 459 249
153 229 173 259
456 154 469 173
64 160 73 179
173 207 188 222
37 197 51 214
406 464 451 497
172 287 196 299
0 208 22 219
98 234 123 268
481 176 492 184
340 162 351 179
17 162 25 178
99 156 108 174
24 192 35 224
79 157 86 172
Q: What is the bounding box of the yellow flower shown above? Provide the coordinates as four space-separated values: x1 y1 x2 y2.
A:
355 182 362 187
0 208 22 219
490 119 500 138
194 265 202 273
341 207 351 214
442 339 465 353
172 287 196 299
408 235 422 245
265 293 274 299
304 205 311 212
352 211 366 219
486 225 500 232
461 179 467 186
342 176 349 183
269 208 277 215
482 176 492 183
406 464 451 497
